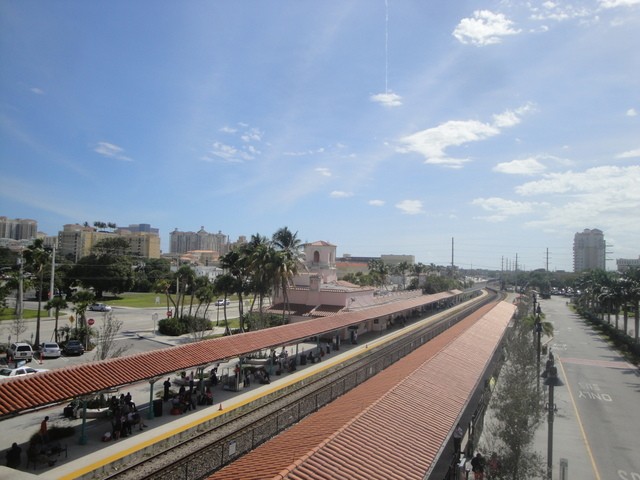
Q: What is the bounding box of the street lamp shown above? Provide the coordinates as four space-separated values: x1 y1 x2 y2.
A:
535 312 543 394
542 355 564 480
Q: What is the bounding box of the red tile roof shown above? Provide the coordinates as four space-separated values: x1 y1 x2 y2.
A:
208 300 514 480
0 291 461 417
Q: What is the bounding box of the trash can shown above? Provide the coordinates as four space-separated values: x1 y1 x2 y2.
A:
153 399 163 417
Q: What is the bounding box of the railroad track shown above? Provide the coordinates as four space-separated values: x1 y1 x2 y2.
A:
103 289 500 480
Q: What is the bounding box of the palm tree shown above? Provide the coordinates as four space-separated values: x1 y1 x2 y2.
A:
23 239 52 346
45 295 68 343
272 227 303 323
395 261 410 290
367 259 389 289
70 289 95 346
245 234 275 327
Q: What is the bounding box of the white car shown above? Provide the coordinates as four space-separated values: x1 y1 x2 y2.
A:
215 299 231 306
0 367 49 379
88 303 112 312
39 342 62 358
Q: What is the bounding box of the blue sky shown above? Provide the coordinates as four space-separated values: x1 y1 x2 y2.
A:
1 1 639 272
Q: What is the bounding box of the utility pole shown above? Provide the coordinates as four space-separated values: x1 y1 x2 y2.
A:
16 250 24 319
451 237 454 276
48 244 56 316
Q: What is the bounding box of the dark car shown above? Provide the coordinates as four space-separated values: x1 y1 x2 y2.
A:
63 340 85 356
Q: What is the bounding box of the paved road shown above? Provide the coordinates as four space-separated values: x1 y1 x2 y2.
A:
538 295 640 480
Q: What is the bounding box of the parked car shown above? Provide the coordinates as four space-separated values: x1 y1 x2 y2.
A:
39 342 62 358
215 299 231 306
0 366 48 379
6 342 33 363
63 340 85 356
88 303 112 312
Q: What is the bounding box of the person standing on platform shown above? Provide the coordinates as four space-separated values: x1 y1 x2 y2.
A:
163 377 171 401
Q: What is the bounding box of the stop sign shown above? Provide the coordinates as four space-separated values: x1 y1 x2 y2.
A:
88 318 95 326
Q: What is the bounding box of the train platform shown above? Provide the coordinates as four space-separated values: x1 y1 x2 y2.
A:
0 325 386 480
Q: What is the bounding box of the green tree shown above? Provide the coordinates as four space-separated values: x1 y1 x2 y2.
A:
272 227 303 323
69 253 134 298
23 239 52 346
70 289 95 346
394 261 411 290
367 259 389 289
482 317 545 479
45 295 68 343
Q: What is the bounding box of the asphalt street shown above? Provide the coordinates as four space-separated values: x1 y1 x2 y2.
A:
532 295 640 480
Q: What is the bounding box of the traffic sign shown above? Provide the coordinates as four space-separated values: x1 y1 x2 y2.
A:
88 318 95 326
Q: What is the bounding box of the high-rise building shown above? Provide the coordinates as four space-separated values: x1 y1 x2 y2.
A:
170 227 229 255
58 224 161 261
0 217 37 240
573 228 606 272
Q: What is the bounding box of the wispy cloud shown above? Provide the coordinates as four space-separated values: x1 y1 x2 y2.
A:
471 197 542 222
330 190 353 198
397 105 531 168
370 92 403 107
368 199 385 206
616 148 640 159
395 199 424 215
284 148 326 157
219 126 237 133
599 0 640 9
94 142 132 161
453 10 521 46
315 167 332 177
30 87 44 95
626 108 637 117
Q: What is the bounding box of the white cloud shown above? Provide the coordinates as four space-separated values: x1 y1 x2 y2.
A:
370 92 403 107
330 190 353 198
453 10 521 46
30 87 44 95
219 126 237 133
241 128 263 143
315 167 332 177
206 141 255 163
516 165 640 196
368 199 385 206
397 106 530 167
284 148 326 156
529 3 593 21
471 197 542 222
520 166 640 233
494 157 547 175
395 199 424 215
627 108 637 117
616 148 640 159
94 142 132 161
599 0 640 8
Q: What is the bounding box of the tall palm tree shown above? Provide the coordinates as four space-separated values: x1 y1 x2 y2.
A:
23 239 52 346
45 295 68 343
395 261 410 290
246 234 275 327
272 227 303 323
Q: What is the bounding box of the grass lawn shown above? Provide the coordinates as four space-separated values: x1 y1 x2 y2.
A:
101 292 237 309
0 309 39 321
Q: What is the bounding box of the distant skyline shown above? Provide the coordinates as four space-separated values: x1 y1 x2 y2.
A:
1 1 639 272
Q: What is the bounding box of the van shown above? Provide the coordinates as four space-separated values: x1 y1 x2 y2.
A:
7 343 34 363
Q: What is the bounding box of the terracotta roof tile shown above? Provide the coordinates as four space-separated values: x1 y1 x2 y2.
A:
208 300 514 480
0 291 463 417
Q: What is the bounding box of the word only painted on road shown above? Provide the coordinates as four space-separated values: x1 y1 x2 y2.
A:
618 469 640 480
578 382 612 402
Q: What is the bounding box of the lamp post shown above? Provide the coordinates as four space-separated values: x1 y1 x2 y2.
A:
542 355 564 480
535 312 542 394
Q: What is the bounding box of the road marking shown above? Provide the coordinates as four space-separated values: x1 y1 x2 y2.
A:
557 357 602 480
